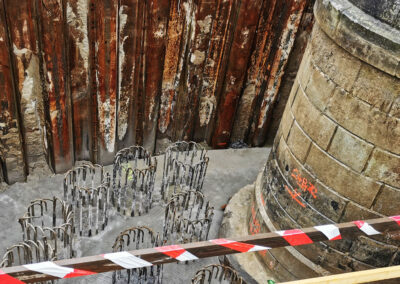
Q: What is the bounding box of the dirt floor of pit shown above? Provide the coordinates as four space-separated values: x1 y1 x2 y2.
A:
0 147 270 283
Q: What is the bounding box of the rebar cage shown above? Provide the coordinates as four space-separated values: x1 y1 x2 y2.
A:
0 240 55 268
63 163 110 237
18 197 75 261
112 226 163 284
191 264 246 284
72 183 111 237
112 146 157 216
63 163 105 202
163 189 214 244
161 141 208 201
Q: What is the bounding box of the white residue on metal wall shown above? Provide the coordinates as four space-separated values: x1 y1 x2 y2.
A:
118 5 129 141
258 13 299 129
199 95 216 126
197 15 212 34
66 0 89 73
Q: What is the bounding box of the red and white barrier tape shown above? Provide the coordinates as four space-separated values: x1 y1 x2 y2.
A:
210 238 270 252
1 215 399 283
156 245 198 261
0 270 23 284
103 252 153 269
314 224 342 240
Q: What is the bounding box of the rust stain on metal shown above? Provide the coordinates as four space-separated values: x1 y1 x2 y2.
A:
94 0 118 163
211 0 264 148
230 0 278 143
4 0 49 174
37 0 74 173
158 0 186 135
178 0 216 141
0 0 26 183
142 0 170 152
67 0 91 161
157 0 196 149
0 0 313 181
117 0 146 150
193 0 236 143
250 0 307 146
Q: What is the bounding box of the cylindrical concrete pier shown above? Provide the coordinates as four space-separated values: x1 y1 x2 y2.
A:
251 0 400 281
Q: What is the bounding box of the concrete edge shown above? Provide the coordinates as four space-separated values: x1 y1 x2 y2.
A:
314 0 400 78
218 183 276 284
254 170 330 277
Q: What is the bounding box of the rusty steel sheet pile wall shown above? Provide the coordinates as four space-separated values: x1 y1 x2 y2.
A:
0 0 312 184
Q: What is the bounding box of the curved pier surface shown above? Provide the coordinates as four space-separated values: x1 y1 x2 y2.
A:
250 0 400 281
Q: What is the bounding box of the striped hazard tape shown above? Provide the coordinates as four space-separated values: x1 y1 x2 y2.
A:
390 215 400 225
210 238 270 252
276 229 313 246
0 216 398 283
102 251 152 269
155 245 198 261
24 262 96 279
314 224 342 240
353 220 381 236
0 270 23 284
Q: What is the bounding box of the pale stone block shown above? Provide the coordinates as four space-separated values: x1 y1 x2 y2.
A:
309 24 362 92
328 126 374 172
305 144 381 207
326 88 400 154
352 64 400 114
373 184 400 216
296 47 312 90
279 104 294 142
292 87 337 150
287 121 311 163
304 63 336 112
340 201 382 222
364 149 400 188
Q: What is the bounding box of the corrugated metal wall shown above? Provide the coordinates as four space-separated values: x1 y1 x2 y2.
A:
0 0 312 183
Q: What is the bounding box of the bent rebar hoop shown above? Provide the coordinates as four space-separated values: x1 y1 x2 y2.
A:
161 141 208 201
163 189 214 244
18 197 75 259
112 146 157 217
63 163 105 203
112 226 163 284
191 264 246 284
0 239 57 269
72 183 111 237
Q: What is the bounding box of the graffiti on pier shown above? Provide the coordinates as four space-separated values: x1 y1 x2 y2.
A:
285 168 318 207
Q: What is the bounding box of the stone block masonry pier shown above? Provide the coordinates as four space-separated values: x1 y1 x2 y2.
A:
249 0 400 281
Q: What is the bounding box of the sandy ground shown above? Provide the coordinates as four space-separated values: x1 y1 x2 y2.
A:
0 147 270 283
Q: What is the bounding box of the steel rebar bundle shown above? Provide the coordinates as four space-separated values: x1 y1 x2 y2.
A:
18 197 75 260
63 163 105 202
163 189 214 244
112 226 163 284
0 239 56 268
112 146 157 216
72 183 111 237
191 264 246 284
63 163 111 237
161 141 208 201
